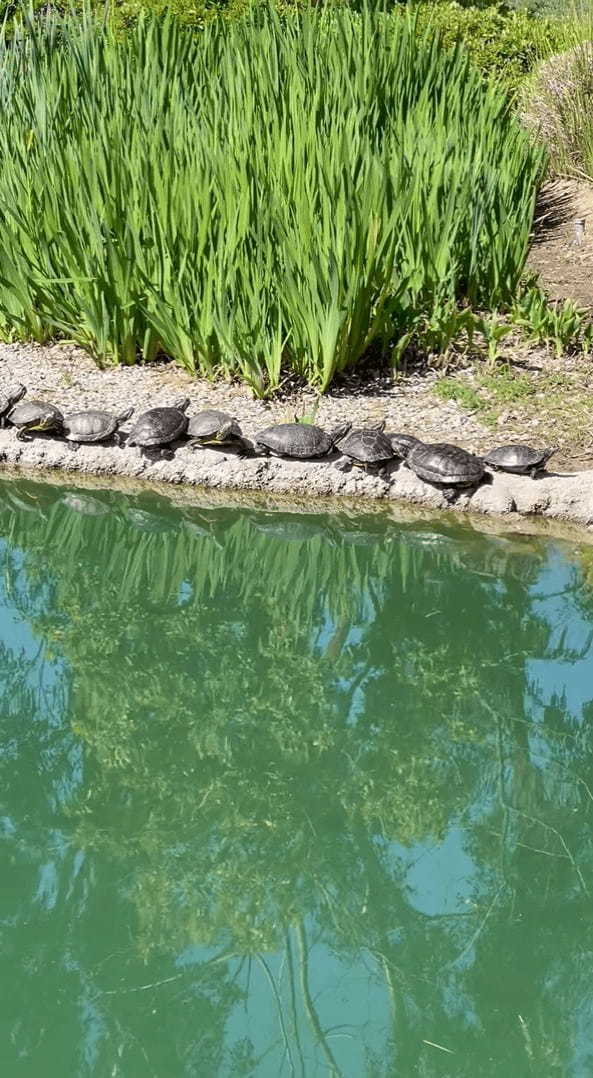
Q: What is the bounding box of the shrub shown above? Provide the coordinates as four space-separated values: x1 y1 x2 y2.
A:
399 2 566 96
0 8 544 392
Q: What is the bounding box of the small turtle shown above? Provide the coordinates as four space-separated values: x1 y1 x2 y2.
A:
62 407 134 450
127 398 189 458
482 444 555 478
254 421 351 460
187 410 252 455
0 384 26 427
335 422 396 474
7 400 63 441
406 442 485 503
389 432 422 458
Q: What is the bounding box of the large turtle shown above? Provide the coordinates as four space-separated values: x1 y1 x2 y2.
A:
0 384 26 427
7 400 63 441
187 410 252 455
482 444 555 478
406 442 485 502
335 422 397 474
127 398 189 458
254 421 351 460
62 407 134 450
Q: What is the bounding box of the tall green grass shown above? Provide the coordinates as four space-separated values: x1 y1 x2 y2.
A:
0 8 544 393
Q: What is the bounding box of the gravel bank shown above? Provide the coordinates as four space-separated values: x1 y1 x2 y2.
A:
1 339 593 531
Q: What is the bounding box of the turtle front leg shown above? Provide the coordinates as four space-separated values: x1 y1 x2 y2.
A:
16 425 33 442
441 486 460 505
334 456 352 473
237 439 256 460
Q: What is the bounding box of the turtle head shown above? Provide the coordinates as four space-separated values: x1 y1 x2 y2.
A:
217 421 237 443
173 398 190 413
330 422 352 446
541 447 557 466
117 407 134 424
369 420 386 432
8 384 26 407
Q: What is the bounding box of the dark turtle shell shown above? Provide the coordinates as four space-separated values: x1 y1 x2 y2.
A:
482 444 555 475
127 399 189 447
63 407 133 443
0 383 26 421
190 409 246 444
389 432 422 458
407 442 485 486
254 422 350 459
8 400 63 431
337 427 396 464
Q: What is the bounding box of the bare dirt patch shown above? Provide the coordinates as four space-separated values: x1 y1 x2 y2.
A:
527 178 593 309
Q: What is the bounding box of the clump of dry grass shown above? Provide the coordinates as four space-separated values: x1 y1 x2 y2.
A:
520 39 593 175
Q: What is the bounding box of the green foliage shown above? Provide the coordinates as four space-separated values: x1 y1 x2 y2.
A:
510 283 588 355
401 2 566 96
0 8 544 392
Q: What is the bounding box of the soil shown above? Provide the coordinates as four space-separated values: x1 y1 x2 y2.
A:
527 178 593 310
0 176 593 527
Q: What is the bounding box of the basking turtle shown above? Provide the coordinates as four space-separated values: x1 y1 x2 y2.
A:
187 410 252 455
335 423 397 474
0 384 26 427
389 432 422 458
7 400 63 441
127 398 189 458
406 442 485 502
62 407 134 450
482 444 555 478
254 421 351 460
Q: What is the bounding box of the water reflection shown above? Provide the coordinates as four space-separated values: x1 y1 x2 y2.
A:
0 479 592 1075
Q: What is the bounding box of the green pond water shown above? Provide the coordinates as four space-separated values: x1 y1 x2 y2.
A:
1 477 593 1077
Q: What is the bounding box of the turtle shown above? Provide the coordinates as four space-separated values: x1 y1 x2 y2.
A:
254 420 351 460
335 422 397 475
406 442 486 503
482 444 555 478
7 400 63 441
389 432 422 458
187 410 253 455
62 407 134 450
0 384 26 427
127 398 189 459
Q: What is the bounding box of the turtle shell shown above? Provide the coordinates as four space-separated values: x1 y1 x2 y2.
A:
254 422 334 459
389 432 421 458
0 383 26 417
187 410 242 441
337 428 396 464
127 400 189 447
407 442 484 486
482 444 554 475
8 400 63 429
63 409 131 443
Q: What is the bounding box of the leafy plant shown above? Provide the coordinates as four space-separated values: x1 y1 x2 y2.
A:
474 314 515 366
510 285 587 355
0 7 544 392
